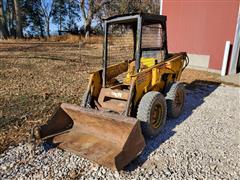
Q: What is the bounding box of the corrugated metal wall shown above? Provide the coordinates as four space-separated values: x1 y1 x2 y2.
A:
163 0 239 70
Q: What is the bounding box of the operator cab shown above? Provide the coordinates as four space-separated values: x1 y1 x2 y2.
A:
103 13 169 87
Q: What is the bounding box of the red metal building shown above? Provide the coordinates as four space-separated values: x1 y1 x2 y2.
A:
162 0 240 74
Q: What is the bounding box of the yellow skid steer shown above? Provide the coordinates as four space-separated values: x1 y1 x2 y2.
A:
31 13 189 170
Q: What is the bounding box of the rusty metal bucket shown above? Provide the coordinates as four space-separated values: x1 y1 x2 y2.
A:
34 103 145 170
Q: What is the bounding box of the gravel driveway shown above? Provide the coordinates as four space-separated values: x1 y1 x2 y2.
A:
0 83 239 179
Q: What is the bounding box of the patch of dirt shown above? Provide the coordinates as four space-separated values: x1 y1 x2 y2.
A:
0 42 221 153
181 69 220 84
0 42 101 153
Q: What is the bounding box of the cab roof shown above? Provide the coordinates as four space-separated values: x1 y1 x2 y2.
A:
104 13 167 25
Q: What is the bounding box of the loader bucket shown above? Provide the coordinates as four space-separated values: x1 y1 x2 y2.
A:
36 103 145 170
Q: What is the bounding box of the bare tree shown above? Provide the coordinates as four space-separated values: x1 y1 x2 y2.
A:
0 0 5 38
102 0 159 17
0 0 9 39
13 0 23 38
40 0 53 37
80 0 109 38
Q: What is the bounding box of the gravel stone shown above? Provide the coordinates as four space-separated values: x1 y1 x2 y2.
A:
0 84 239 179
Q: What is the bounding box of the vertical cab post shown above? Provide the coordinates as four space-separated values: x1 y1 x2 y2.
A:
103 21 108 87
162 20 169 60
135 16 142 73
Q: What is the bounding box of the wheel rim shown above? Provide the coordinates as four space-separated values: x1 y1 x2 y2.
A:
150 103 164 129
174 89 184 113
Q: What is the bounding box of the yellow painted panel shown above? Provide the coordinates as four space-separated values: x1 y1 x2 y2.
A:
141 57 157 68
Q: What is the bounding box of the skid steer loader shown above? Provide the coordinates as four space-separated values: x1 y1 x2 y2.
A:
31 13 189 170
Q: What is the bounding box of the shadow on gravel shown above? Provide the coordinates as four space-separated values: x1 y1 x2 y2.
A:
125 80 221 171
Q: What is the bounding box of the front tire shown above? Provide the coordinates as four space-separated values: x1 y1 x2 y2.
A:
137 91 167 137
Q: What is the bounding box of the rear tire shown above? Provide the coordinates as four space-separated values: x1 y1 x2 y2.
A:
137 91 167 137
165 82 185 118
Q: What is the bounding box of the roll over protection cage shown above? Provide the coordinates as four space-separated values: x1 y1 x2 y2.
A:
102 13 169 87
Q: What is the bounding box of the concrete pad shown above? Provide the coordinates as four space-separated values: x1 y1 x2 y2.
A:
220 73 240 86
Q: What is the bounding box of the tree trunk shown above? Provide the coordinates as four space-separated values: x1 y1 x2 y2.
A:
46 18 50 37
0 0 8 39
13 0 23 38
10 11 15 37
0 22 3 39
40 23 44 38
0 1 4 39
36 15 44 38
59 14 62 35
84 19 91 38
6 0 12 37
80 0 93 38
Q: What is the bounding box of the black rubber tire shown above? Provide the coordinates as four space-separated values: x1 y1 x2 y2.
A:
137 91 167 137
165 82 185 118
81 91 91 108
